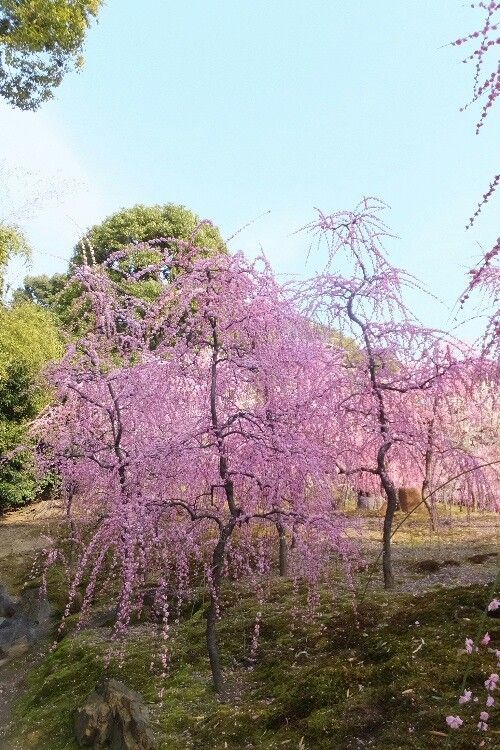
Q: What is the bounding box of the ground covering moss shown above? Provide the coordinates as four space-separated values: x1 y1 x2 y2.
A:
12 581 499 750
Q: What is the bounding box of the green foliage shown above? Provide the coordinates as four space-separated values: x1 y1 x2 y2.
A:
72 203 226 266
0 0 102 110
15 204 226 335
0 302 62 511
12 582 499 749
12 271 90 335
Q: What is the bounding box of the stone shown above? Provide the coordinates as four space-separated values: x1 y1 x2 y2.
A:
74 691 112 748
0 585 51 665
0 585 17 618
74 679 157 750
17 586 51 628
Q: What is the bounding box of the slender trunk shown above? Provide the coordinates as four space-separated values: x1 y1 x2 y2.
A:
422 410 437 532
205 314 240 695
206 527 231 695
421 477 437 532
276 522 289 576
380 476 398 589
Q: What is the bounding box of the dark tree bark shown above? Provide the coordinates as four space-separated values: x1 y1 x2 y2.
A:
276 521 289 576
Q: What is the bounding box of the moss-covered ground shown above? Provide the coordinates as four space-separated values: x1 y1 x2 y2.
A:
10 576 499 750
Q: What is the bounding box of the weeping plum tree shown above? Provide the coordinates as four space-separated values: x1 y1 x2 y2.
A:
409 353 499 521
36 239 359 695
299 198 498 587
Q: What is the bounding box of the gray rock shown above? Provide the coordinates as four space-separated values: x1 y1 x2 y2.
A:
0 585 51 665
0 585 17 618
74 678 157 750
17 586 51 627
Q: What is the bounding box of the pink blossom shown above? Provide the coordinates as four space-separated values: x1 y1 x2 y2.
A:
485 673 499 691
479 711 489 721
465 637 475 654
486 695 495 708
481 632 491 646
459 689 472 704
446 715 463 729
488 598 500 611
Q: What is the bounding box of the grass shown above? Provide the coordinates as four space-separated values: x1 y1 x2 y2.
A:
11 577 499 750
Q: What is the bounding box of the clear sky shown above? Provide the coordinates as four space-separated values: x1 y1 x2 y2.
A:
1 0 498 340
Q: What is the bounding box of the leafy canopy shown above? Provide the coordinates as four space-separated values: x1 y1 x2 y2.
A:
0 0 102 110
16 203 226 327
72 202 226 266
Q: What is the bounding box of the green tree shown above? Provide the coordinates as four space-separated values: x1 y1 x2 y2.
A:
0 0 102 110
0 302 62 511
15 203 226 325
72 203 225 266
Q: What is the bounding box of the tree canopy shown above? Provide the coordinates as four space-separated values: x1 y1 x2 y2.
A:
0 0 102 110
71 203 226 266
15 203 226 323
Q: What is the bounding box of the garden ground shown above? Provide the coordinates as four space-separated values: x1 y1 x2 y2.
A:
0 501 498 750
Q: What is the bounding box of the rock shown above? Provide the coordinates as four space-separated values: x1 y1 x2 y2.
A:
0 618 30 663
17 587 51 628
74 691 112 748
0 585 51 665
74 679 157 749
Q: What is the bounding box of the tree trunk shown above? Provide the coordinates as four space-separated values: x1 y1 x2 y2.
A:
206 533 226 695
206 521 234 696
206 591 224 695
277 522 289 576
380 477 398 589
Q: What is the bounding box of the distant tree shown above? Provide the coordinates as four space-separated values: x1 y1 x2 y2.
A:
300 199 497 588
0 0 102 110
72 203 226 266
15 204 226 330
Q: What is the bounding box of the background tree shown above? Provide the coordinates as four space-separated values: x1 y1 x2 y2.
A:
15 203 226 328
0 0 102 110
299 198 496 588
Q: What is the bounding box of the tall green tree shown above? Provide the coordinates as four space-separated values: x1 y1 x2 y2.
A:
0 0 102 110
72 203 226 266
16 203 226 323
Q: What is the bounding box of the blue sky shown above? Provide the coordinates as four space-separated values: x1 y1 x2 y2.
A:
1 0 498 339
